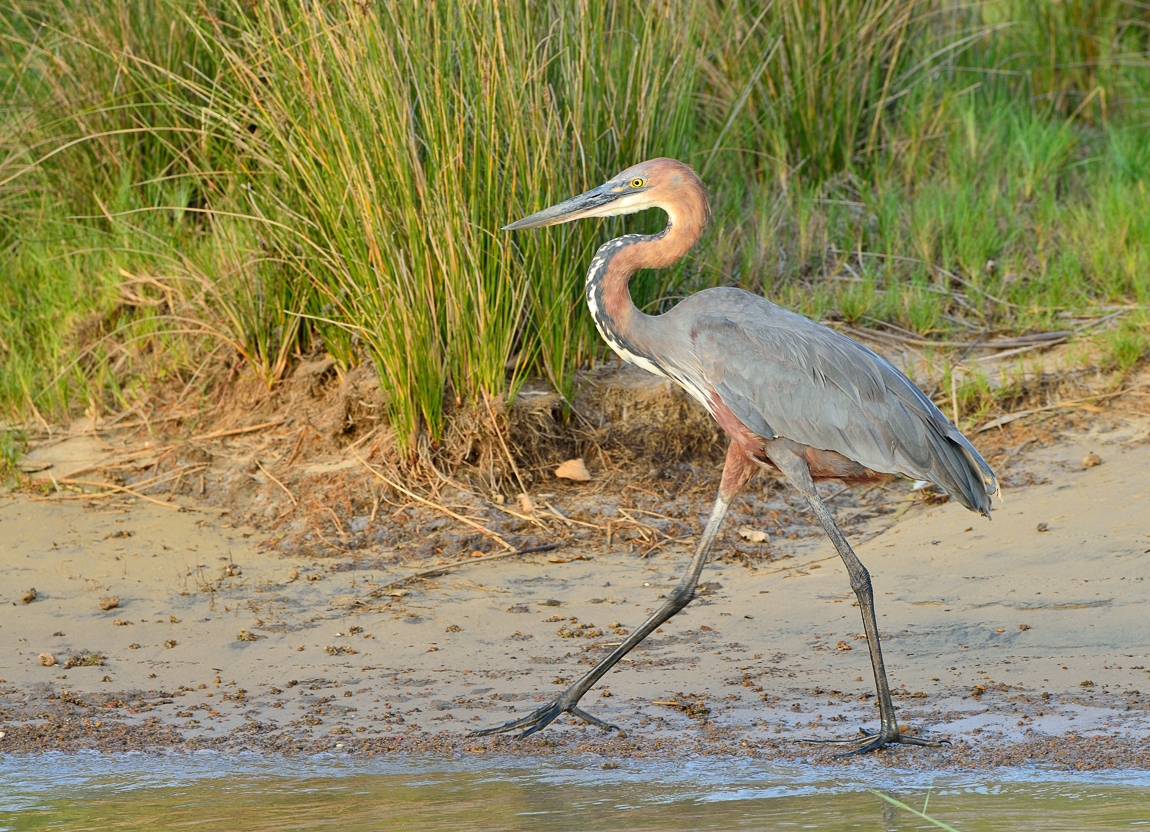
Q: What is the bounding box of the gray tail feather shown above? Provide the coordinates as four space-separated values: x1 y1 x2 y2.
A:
940 427 1000 518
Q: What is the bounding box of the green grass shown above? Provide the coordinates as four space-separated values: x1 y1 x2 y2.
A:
0 425 24 483
872 789 961 831
2 0 1149 455
1100 310 1150 373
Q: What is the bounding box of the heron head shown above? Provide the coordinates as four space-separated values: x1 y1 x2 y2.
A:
504 158 706 231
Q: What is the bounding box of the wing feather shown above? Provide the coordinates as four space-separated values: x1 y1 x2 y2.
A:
679 290 997 513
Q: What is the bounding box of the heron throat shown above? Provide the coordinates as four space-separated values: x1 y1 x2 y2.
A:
584 232 669 380
583 199 709 396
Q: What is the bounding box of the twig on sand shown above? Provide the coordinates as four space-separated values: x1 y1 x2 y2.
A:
52 478 188 511
351 449 514 551
30 419 287 483
175 419 288 443
482 499 550 532
364 542 562 598
752 554 838 577
256 458 297 506
543 502 602 530
973 387 1130 434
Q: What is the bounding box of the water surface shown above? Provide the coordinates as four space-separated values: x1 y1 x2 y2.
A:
2 753 1149 830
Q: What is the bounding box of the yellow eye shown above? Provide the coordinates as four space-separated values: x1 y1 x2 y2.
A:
630 178 644 188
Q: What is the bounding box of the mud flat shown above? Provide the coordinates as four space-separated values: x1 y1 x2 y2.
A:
2 411 1149 770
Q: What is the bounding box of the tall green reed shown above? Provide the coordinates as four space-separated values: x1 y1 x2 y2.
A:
705 0 925 185
173 0 710 449
5 0 1150 443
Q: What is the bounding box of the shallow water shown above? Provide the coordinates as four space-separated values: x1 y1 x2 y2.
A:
2 754 1149 831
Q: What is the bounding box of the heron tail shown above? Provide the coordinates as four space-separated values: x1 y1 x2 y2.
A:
944 427 1000 518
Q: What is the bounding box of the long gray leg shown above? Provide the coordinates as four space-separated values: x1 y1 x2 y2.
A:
472 443 756 739
765 446 944 755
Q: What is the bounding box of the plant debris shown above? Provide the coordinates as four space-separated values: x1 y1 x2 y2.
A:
63 652 106 669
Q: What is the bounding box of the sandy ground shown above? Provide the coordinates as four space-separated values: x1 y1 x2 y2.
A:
2 412 1150 770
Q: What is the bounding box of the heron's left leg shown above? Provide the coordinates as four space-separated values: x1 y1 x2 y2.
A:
766 448 944 755
471 442 756 740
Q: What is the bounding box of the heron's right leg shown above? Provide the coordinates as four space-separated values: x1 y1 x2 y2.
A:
471 443 755 740
765 447 944 755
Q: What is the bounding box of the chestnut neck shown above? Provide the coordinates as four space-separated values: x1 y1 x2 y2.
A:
584 187 709 359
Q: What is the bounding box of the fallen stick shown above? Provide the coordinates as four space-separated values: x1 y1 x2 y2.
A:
366 542 562 597
255 458 298 506
32 419 288 482
974 387 1130 434
183 419 287 443
482 499 550 532
55 478 188 511
351 449 513 551
847 324 1071 351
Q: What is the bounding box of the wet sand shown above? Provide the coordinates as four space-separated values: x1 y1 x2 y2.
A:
2 416 1149 770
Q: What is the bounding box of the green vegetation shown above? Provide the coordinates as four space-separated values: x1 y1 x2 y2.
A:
1101 309 1150 373
2 1 1149 453
872 789 960 831
0 426 24 483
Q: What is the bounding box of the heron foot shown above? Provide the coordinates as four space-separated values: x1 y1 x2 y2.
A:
469 698 620 740
798 726 947 757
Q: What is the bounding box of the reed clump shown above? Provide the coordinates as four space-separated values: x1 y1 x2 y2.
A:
2 0 1148 451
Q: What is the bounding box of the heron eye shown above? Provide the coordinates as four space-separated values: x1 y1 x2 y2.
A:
630 178 644 188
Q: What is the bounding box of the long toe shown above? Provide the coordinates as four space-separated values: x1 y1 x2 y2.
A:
514 702 567 738
470 698 618 739
798 727 947 756
514 703 620 739
568 706 620 733
469 702 562 738
468 711 543 738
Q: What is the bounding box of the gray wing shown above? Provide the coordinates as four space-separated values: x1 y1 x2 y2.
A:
681 290 997 514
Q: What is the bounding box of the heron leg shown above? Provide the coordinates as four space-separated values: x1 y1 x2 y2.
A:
766 448 945 756
471 443 756 740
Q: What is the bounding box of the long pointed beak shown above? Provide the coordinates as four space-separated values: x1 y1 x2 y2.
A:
503 182 623 231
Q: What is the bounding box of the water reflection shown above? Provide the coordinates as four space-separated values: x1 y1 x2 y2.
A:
1 753 1148 831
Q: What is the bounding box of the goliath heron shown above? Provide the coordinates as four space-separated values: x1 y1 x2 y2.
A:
475 158 999 754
